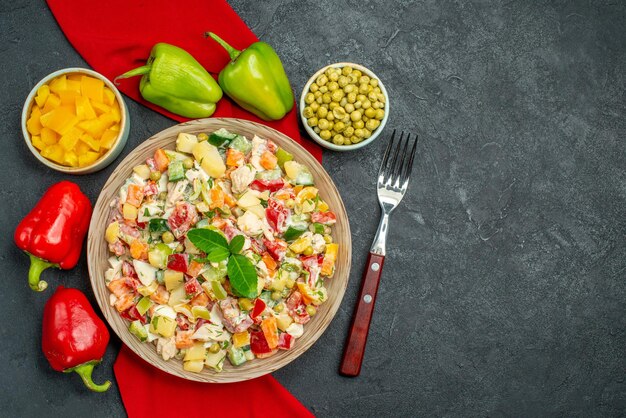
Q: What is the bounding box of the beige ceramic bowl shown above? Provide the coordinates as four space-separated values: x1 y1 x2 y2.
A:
300 62 390 151
88 118 352 383
21 67 130 174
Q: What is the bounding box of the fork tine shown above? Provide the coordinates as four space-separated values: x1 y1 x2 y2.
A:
393 133 412 187
378 129 396 179
400 134 419 188
385 131 404 185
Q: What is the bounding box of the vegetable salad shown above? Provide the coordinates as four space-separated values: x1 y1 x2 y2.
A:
104 129 339 373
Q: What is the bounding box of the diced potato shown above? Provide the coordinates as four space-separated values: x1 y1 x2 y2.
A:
284 160 302 180
80 133 100 151
42 94 61 113
176 132 198 153
184 343 207 361
247 204 266 219
237 191 261 208
183 360 205 373
40 107 78 135
49 75 67 94
81 75 104 102
276 313 293 332
34 85 50 108
78 151 100 167
192 141 225 178
41 144 64 165
75 96 96 120
133 164 151 179
31 135 45 151
168 285 187 307
63 150 78 167
105 221 120 244
156 316 176 338
164 270 184 291
58 127 83 151
122 202 138 220
100 128 118 150
103 88 116 106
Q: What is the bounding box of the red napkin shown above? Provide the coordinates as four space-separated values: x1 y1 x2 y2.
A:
46 0 319 416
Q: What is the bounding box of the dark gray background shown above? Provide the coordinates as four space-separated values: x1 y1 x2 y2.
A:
1 0 624 417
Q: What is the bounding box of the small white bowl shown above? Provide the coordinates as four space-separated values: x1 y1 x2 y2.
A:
21 67 130 174
299 62 390 151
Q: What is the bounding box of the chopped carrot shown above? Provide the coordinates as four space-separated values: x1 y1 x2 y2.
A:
255 349 278 359
175 330 195 349
293 185 304 194
262 252 277 271
114 293 135 312
154 148 170 172
260 151 278 170
212 217 227 230
129 239 149 260
107 278 133 298
150 285 170 304
274 189 292 200
209 188 224 210
126 184 144 207
297 282 313 305
187 260 204 278
224 192 237 207
226 148 244 167
261 317 279 349
190 292 209 307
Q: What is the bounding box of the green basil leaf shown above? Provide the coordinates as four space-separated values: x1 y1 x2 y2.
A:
149 218 170 233
207 248 230 263
187 228 229 254
229 235 245 254
227 254 258 298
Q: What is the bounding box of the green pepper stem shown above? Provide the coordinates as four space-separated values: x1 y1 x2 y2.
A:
27 253 57 292
66 361 111 393
114 64 152 85
206 32 241 61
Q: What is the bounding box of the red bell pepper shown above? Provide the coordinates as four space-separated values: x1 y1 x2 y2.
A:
42 287 111 392
277 332 294 350
265 199 288 233
250 330 272 355
250 179 284 192
14 181 92 291
167 253 189 273
250 298 266 319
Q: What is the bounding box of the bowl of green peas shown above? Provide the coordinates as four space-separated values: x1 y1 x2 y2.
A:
300 62 389 151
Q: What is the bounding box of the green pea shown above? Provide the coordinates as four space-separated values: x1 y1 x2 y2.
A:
175 243 184 253
307 117 318 127
197 133 208 142
286 278 296 289
314 91 322 99
377 93 386 103
271 291 282 301
318 119 330 130
274 304 284 313
354 128 365 138
316 74 328 86
328 81 339 91
345 103 355 113
331 90 344 102
375 109 385 120
341 66 353 75
362 128 372 139
149 171 161 182
302 106 315 119
326 112 335 121
338 75 349 88
306 305 317 316
329 102 339 110
323 234 333 244
364 108 376 118
347 92 357 104
353 101 362 110
362 100 372 110
353 120 365 129
317 106 328 119
322 93 332 104
329 71 340 81
309 83 319 92
343 84 355 94
351 135 362 144
368 91 378 102
319 130 332 141
161 231 175 244
303 246 314 256
349 74 359 84
343 126 355 137
340 97 348 107
358 83 369 94
305 93 315 104
209 343 221 353
310 102 320 112
332 135 345 145
158 191 168 201
350 110 362 122
370 79 379 87
183 158 194 170
352 69 362 78
366 119 378 131
319 85 328 94
373 86 381 94
332 107 347 120
359 75 370 85
333 121 345 133
313 126 321 133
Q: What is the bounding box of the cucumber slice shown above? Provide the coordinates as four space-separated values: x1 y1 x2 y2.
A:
129 320 148 342
295 169 314 186
205 350 227 371
255 168 282 180
168 160 185 182
208 128 237 147
229 135 252 154
276 147 293 170
227 346 247 366
136 296 153 316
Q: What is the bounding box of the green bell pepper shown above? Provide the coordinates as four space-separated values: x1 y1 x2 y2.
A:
116 43 222 118
206 33 294 121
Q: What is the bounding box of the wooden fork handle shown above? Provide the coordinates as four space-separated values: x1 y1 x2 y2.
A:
340 252 385 377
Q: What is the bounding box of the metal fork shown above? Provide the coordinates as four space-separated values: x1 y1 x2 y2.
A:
340 130 419 377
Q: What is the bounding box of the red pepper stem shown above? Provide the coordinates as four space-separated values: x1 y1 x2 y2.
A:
27 253 57 292
206 32 241 61
114 65 152 85
65 360 111 393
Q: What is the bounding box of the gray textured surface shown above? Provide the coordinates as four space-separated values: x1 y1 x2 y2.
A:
1 0 625 417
